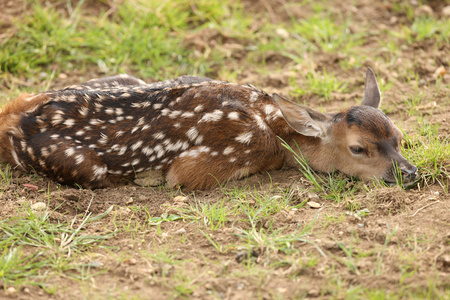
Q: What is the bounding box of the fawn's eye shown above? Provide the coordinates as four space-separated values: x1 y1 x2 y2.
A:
349 146 364 155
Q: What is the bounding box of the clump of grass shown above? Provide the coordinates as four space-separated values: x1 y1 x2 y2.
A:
290 69 348 101
280 139 358 201
0 164 13 191
390 17 450 45
291 15 365 53
403 125 450 192
0 204 115 285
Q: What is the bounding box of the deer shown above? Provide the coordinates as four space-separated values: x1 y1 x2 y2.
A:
0 68 417 190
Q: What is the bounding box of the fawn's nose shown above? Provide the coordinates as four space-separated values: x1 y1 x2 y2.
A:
401 165 418 181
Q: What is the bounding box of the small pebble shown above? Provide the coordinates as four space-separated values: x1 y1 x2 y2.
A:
90 261 103 268
415 5 433 17
434 66 447 79
307 201 321 208
173 196 188 202
307 289 320 297
276 28 289 38
442 6 450 17
5 286 16 296
23 287 30 294
173 228 186 235
124 258 137 265
31 202 47 211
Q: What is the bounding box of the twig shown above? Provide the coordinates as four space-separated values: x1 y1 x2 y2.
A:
411 200 440 217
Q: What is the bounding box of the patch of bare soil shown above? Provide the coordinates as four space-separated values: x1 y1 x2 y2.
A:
1 0 449 299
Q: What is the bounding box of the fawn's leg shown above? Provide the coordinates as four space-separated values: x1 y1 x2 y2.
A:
165 146 284 190
23 133 113 188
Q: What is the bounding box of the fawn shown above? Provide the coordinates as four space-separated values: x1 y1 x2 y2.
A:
0 68 417 189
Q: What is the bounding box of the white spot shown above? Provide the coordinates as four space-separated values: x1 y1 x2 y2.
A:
142 124 151 131
249 91 259 102
173 123 181 129
154 144 165 158
235 132 253 145
137 117 145 126
254 114 267 130
153 103 162 110
244 149 251 154
75 154 84 165
118 146 127 155
228 112 239 120
211 151 218 156
79 107 89 116
126 116 134 120
194 104 204 112
161 108 171 116
265 104 277 115
65 147 75 157
93 165 107 179
181 111 195 118
198 146 210 153
115 108 124 115
166 140 183 152
51 114 64 125
41 148 49 157
121 162 131 167
180 149 200 158
122 93 131 98
142 146 154 156
198 110 223 123
229 157 236 163
89 119 102 125
194 135 204 145
153 132 165 140
131 140 143 151
223 147 234 155
186 127 199 141
11 148 22 169
181 141 190 150
115 131 124 137
131 127 139 134
105 108 114 115
99 132 108 145
63 119 75 127
131 159 140 166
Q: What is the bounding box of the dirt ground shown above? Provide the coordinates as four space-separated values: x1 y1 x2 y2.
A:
0 0 449 299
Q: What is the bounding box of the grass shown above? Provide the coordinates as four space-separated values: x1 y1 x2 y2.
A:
403 125 450 192
290 15 365 53
0 203 114 287
290 69 348 101
1 0 449 298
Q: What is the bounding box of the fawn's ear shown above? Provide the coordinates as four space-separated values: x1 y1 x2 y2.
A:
361 67 381 109
272 94 331 138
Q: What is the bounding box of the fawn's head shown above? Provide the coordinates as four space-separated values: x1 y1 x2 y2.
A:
274 68 418 186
